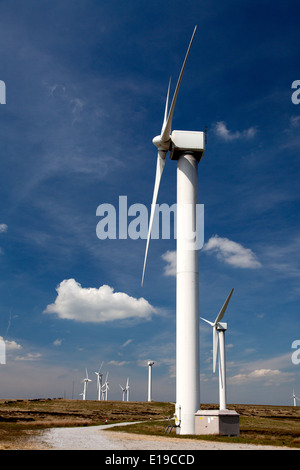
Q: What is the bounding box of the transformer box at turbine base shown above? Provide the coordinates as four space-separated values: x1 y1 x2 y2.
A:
194 409 240 436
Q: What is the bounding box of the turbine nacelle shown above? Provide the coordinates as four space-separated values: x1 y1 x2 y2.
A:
82 368 92 383
216 322 227 331
169 130 205 161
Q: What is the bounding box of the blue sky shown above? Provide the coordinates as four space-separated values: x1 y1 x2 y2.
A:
0 0 300 405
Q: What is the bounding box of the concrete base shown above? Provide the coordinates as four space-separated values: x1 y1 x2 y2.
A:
194 409 240 436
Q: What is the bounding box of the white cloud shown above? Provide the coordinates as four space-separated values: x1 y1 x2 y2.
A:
47 83 66 96
108 360 129 366
262 236 300 281
44 279 157 323
229 368 293 386
71 97 84 114
0 337 22 350
0 224 8 233
53 339 62 346
162 238 261 272
162 250 176 276
227 352 295 387
290 116 300 128
214 121 257 141
121 339 133 348
15 352 42 361
203 235 261 269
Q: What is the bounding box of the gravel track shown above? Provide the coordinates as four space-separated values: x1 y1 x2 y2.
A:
38 422 293 450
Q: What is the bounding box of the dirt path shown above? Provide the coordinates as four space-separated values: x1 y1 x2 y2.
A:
37 422 293 450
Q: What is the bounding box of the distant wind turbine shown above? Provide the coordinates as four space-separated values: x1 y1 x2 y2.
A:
125 377 130 402
200 288 234 410
119 383 126 401
101 372 109 401
147 361 154 402
95 362 104 401
292 389 300 406
119 377 130 401
80 368 92 400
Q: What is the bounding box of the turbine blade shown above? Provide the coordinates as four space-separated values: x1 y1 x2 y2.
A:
141 151 166 285
200 317 214 327
160 25 197 143
215 288 234 325
213 326 219 373
162 78 171 133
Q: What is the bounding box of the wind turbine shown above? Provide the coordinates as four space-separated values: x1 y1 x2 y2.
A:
142 26 205 434
101 372 109 401
119 383 126 401
80 368 92 401
125 377 130 401
147 361 154 402
200 288 234 410
119 377 129 401
95 362 104 401
292 389 300 406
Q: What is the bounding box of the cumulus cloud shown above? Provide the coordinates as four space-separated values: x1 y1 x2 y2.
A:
203 235 261 269
44 279 157 323
0 336 22 350
161 250 176 277
0 224 8 233
229 368 293 386
214 121 257 141
162 237 261 272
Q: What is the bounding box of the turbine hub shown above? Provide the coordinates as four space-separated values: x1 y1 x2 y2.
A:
152 135 170 152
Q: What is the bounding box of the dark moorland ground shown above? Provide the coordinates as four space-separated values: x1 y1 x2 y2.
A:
0 398 299 449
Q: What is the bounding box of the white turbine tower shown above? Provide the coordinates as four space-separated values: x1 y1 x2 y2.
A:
125 377 130 402
142 26 205 434
95 362 104 401
200 288 234 410
147 361 154 402
101 372 109 401
292 389 300 406
80 368 92 401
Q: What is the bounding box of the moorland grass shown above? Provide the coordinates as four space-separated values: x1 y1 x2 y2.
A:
0 399 299 449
